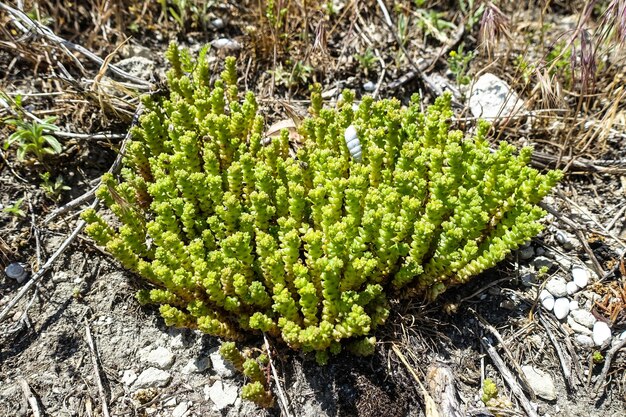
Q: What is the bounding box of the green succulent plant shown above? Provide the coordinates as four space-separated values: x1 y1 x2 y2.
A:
83 43 561 364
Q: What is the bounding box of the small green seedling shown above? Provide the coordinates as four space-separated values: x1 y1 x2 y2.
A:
2 197 26 218
4 116 62 161
40 172 71 201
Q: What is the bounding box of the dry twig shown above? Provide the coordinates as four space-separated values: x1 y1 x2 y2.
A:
85 323 111 417
263 333 293 417
18 377 42 417
593 337 626 396
479 337 539 417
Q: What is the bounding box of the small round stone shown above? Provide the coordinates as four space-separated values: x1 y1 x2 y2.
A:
546 278 568 297
553 297 570 320
5 262 27 283
574 334 594 348
566 281 579 295
541 295 555 311
592 322 612 346
569 300 579 311
363 81 376 92
572 267 590 288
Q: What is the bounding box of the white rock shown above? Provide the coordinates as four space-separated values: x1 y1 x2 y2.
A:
539 289 552 301
521 365 557 401
546 278 568 297
593 322 612 346
569 300 579 311
541 295 555 311
163 396 177 407
211 18 225 29
469 73 525 120
572 267 590 288
553 254 573 270
209 348 236 378
172 401 189 417
143 346 175 370
181 357 210 374
211 38 241 51
555 230 575 250
566 281 579 295
570 309 596 329
567 316 592 335
208 380 238 411
115 57 155 81
363 81 376 92
121 369 137 386
620 331 626 340
574 334 594 348
169 333 185 349
132 367 171 390
553 298 570 319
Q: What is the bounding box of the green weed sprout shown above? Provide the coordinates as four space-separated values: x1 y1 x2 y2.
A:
4 116 62 161
83 43 561 362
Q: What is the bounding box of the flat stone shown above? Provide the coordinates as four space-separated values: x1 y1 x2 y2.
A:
210 38 241 51
172 401 189 417
208 380 238 411
566 281 579 295
132 368 171 390
545 278 568 297
209 348 236 378
469 73 525 120
553 297 570 320
574 334 594 348
115 56 155 81
181 357 210 374
142 346 175 370
572 267 590 288
567 316 592 335
121 369 137 386
593 322 612 346
570 309 596 329
521 365 556 401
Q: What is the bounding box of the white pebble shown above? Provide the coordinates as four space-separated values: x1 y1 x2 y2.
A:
541 295 555 311
539 289 552 301
363 81 376 92
569 300 579 311
567 316 592 335
570 309 596 329
211 38 241 51
546 278 568 297
553 297 570 320
572 267 590 288
344 125 362 161
574 334 594 348
566 281 579 295
592 322 612 346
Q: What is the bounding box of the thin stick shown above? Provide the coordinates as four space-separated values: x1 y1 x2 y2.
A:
263 334 293 417
472 310 536 400
45 186 98 223
479 337 539 417
85 323 111 417
0 2 152 89
538 313 574 391
391 344 441 417
592 337 626 395
18 378 42 417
